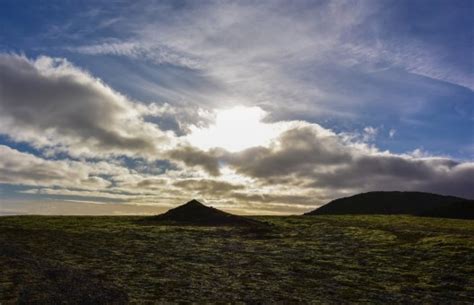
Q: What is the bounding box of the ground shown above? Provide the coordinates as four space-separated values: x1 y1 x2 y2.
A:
0 215 473 304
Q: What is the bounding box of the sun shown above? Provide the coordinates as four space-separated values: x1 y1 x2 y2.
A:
187 106 284 152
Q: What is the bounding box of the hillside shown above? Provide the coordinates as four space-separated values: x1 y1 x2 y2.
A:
418 200 474 219
1 215 473 303
305 191 471 218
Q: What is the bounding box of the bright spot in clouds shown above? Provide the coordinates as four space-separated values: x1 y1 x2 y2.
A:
187 106 285 152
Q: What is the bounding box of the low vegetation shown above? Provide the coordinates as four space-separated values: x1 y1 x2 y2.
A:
1 215 473 303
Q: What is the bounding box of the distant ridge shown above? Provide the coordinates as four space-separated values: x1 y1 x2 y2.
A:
305 191 473 219
147 199 265 226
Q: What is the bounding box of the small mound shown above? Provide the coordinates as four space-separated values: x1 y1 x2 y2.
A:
145 199 265 226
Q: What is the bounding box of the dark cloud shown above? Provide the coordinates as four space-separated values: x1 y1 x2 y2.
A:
167 145 221 176
135 178 169 189
225 125 474 199
173 179 243 195
225 126 350 178
305 155 469 194
229 192 319 206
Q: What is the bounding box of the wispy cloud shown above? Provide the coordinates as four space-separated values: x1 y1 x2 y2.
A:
68 41 203 69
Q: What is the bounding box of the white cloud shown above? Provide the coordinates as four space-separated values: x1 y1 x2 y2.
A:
389 128 396 138
0 145 111 189
0 54 175 159
363 127 378 142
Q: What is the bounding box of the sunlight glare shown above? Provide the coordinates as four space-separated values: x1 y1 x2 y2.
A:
187 106 283 152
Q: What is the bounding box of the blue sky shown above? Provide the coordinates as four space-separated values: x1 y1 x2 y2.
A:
0 0 473 214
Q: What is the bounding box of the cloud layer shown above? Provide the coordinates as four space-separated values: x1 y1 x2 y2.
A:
1 53 472 215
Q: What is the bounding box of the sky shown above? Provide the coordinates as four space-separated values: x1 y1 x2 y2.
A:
0 0 473 215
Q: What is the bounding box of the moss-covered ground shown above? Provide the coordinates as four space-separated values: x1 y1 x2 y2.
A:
1 215 473 304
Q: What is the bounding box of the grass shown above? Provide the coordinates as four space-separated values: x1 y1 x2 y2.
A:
1 215 473 303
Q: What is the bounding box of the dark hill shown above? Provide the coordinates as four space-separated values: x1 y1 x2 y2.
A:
305 191 470 218
147 199 265 226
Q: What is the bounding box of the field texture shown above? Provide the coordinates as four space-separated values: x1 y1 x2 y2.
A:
0 215 473 304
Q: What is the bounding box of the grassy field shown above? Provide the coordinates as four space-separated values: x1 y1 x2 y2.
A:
1 215 473 304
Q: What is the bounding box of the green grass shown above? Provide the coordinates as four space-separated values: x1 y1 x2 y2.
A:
1 215 473 304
